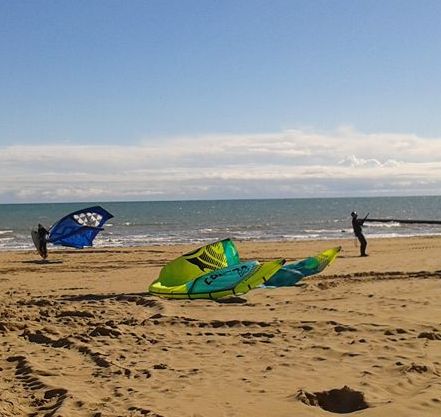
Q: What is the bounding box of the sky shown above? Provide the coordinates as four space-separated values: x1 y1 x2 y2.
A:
1 0 441 203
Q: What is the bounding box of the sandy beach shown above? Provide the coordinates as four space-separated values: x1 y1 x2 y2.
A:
1 236 441 417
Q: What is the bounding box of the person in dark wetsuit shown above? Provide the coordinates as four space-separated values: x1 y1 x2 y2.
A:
37 223 49 259
351 211 368 257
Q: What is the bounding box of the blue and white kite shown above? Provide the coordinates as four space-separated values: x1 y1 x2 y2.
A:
32 206 113 258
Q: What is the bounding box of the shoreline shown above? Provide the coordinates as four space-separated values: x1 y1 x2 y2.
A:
3 231 441 251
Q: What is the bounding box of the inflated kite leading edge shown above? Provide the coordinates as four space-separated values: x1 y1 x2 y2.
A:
149 258 285 300
265 246 341 287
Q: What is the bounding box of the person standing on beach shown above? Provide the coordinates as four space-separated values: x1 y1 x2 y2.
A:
351 211 368 257
37 223 49 259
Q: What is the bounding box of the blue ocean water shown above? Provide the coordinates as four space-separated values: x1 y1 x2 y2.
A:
1 196 441 250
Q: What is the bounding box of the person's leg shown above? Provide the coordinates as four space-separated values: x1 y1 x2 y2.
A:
359 234 367 256
42 243 48 259
39 238 48 259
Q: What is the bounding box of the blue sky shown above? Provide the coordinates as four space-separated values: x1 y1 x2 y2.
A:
1 1 441 202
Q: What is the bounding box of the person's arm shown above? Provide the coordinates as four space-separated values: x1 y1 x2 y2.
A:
361 213 369 225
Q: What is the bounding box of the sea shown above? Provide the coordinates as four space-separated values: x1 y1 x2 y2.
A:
1 196 441 251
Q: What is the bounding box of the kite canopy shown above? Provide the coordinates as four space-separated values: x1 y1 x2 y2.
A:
47 206 113 249
148 239 340 300
265 246 341 287
149 238 284 299
156 238 240 287
149 259 285 300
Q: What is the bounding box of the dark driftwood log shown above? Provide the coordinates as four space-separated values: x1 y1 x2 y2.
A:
364 218 441 225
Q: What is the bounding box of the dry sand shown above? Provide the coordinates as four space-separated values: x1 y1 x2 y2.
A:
1 236 441 417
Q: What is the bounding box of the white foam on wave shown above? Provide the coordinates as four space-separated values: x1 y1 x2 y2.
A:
367 222 401 228
282 234 320 240
0 241 31 250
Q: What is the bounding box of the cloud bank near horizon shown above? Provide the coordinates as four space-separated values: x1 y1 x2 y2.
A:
2 128 441 203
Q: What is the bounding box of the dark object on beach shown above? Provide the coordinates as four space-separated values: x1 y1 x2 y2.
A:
31 224 48 259
296 385 369 414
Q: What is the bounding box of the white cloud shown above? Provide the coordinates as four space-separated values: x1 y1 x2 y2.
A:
337 155 403 168
2 127 441 202
338 155 381 168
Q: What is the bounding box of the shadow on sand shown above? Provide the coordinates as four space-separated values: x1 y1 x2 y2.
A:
57 291 248 305
58 291 153 303
21 259 63 265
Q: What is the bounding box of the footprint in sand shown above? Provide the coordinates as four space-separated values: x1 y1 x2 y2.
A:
418 331 441 340
7 355 68 416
